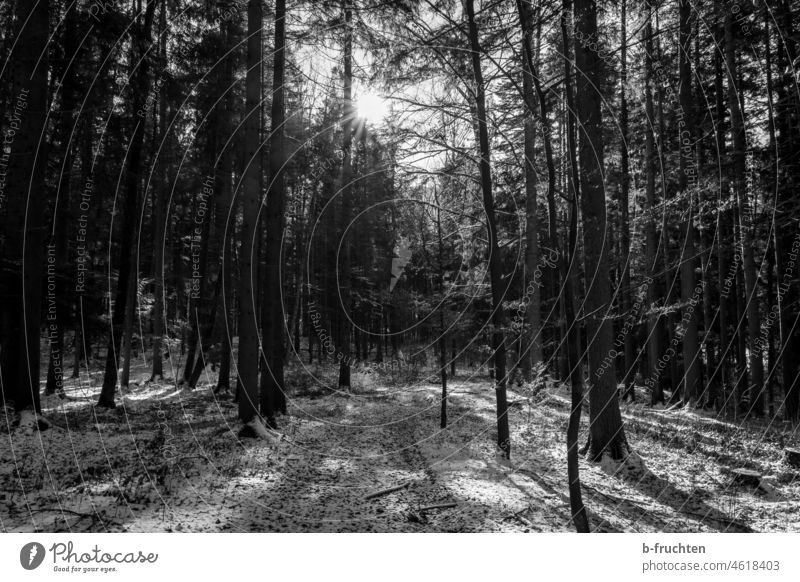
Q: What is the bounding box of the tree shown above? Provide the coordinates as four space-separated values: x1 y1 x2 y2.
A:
516 0 543 380
617 0 636 400
237 0 264 427
643 0 663 406
337 0 354 390
260 0 289 424
97 0 160 408
726 7 764 416
150 0 169 383
573 0 628 460
0 0 50 421
678 0 701 405
464 0 511 458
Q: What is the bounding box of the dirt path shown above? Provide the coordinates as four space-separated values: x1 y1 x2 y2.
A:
3 370 799 532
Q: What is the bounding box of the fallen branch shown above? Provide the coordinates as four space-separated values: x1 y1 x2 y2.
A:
508 507 533 527
34 507 97 518
419 502 458 512
730 468 761 488
364 482 409 500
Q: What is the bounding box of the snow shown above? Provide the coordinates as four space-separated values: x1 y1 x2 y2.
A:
240 417 283 443
2 360 799 532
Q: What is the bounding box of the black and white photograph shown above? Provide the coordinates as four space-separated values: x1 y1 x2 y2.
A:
1 0 800 574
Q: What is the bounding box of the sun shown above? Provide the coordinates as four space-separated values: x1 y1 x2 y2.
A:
355 92 387 123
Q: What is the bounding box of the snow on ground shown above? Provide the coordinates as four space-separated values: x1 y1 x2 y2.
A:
2 362 799 532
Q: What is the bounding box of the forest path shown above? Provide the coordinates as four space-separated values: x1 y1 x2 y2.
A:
2 367 800 532
151 380 570 532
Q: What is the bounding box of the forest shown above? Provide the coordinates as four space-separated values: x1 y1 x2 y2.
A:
1 0 800 534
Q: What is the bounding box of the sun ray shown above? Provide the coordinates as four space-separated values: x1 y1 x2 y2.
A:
355 92 386 123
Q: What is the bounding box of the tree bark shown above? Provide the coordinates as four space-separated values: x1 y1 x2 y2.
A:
97 0 159 408
563 137 590 534
643 0 663 406
516 0 545 380
465 0 511 458
150 0 168 382
773 0 800 421
0 0 50 415
573 0 628 461
726 9 764 415
678 0 701 405
260 0 288 422
337 0 354 390
236 0 264 423
618 0 635 400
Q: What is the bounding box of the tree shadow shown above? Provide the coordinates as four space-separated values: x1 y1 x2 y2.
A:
625 469 754 532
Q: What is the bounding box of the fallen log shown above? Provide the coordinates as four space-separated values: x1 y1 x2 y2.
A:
730 468 761 488
364 482 409 500
419 502 458 512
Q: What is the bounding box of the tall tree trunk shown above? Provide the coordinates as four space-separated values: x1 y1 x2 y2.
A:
643 0 663 405
435 192 447 429
618 0 635 400
573 0 628 460
559 2 590 524
260 0 288 423
712 0 733 416
762 5 778 418
774 0 800 421
563 139 590 534
150 0 168 382
236 0 264 424
97 0 159 408
726 10 764 416
652 5 679 403
560 0 581 384
678 0 701 405
215 14 237 394
0 0 49 416
517 0 544 380
47 4 80 397
465 0 511 458
337 0 354 389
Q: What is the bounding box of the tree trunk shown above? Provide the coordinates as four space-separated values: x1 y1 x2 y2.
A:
436 194 447 429
260 0 288 423
215 13 237 394
726 10 764 416
337 0 354 390
150 0 168 382
46 6 79 397
678 0 701 405
616 0 634 400
775 0 800 422
574 0 628 461
643 0 663 406
465 0 510 458
563 130 590 534
119 261 139 389
97 0 159 408
516 0 544 380
0 0 49 415
712 0 733 416
236 0 264 423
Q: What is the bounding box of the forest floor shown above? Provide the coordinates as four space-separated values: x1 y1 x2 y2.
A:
2 359 800 533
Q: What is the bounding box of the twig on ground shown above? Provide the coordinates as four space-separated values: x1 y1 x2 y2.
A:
364 482 409 500
419 502 458 512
